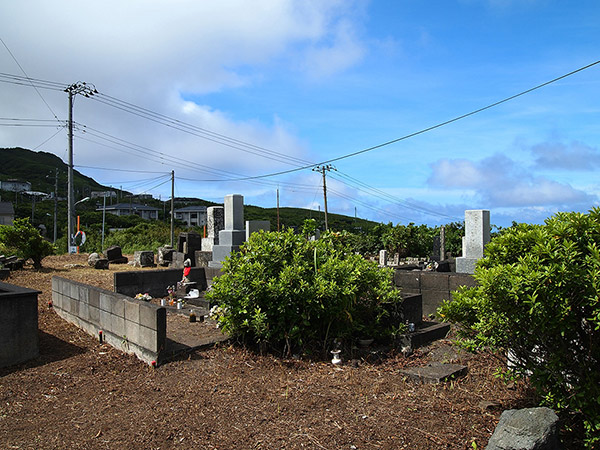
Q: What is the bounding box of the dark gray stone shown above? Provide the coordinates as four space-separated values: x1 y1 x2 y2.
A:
105 245 123 261
400 363 467 383
485 407 561 450
0 282 40 368
94 258 109 270
134 251 155 267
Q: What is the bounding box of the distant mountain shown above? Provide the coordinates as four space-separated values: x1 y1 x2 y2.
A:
0 147 110 197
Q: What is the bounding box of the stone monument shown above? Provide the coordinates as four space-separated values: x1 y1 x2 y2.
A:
209 195 245 268
456 209 490 274
245 220 270 241
201 206 224 252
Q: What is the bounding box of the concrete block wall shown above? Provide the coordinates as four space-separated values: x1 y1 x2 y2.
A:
0 282 40 368
114 267 209 298
52 276 166 365
394 271 477 317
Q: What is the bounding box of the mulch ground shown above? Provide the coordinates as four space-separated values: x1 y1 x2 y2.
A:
0 254 557 449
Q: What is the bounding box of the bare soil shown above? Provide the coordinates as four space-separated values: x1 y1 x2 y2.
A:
0 255 547 449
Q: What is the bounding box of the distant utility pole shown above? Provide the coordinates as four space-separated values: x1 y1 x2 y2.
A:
170 170 174 247
312 164 336 230
276 187 280 232
65 81 97 253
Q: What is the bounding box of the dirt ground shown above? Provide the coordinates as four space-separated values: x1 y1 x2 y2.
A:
0 254 557 449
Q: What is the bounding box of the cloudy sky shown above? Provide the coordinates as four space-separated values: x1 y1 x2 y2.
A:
1 0 599 227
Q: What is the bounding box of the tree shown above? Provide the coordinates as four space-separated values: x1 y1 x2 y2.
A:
438 210 600 446
0 218 55 269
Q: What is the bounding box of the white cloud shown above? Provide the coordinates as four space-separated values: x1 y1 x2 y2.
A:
531 139 600 170
428 153 595 208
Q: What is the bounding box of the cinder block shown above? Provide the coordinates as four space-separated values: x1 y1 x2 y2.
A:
139 304 157 329
88 289 100 308
88 305 100 323
124 300 140 323
78 286 89 304
139 326 158 352
100 293 112 312
52 277 60 294
421 273 449 291
79 302 89 321
125 319 140 344
52 292 62 309
70 282 79 300
110 296 125 317
111 315 125 337
100 310 112 331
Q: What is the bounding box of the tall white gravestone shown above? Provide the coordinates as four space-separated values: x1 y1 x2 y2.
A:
456 209 490 274
209 195 245 268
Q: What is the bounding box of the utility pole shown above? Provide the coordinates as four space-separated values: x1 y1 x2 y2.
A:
170 170 174 247
65 82 97 253
276 187 280 232
53 168 58 244
312 164 335 231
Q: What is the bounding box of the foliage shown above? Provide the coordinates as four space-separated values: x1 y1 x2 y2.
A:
206 226 404 357
0 217 55 269
438 210 600 446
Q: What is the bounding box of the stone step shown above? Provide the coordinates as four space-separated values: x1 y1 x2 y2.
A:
400 363 467 384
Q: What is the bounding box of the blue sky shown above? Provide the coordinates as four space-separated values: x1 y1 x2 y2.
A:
1 0 599 227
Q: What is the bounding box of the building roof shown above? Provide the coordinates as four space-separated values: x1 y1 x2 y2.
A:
0 201 14 215
98 202 159 212
174 205 207 213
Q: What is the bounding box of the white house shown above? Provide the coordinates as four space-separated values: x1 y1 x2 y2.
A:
174 206 207 227
97 202 159 220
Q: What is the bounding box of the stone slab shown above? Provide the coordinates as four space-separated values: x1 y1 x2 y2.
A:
400 363 467 383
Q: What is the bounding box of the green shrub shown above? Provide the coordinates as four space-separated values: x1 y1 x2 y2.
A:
438 210 600 446
0 217 55 269
206 225 404 357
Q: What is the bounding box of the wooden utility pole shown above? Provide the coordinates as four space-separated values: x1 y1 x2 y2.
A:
65 82 97 253
170 170 175 247
312 164 335 230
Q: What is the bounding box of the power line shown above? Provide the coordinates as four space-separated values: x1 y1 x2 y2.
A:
213 59 600 182
0 40 63 122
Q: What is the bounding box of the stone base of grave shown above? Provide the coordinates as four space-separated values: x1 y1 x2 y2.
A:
456 256 478 274
208 244 241 268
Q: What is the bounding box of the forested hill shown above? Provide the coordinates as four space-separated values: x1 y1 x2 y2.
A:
0 147 106 195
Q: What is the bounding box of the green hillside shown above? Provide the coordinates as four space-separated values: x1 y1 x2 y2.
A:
0 147 109 196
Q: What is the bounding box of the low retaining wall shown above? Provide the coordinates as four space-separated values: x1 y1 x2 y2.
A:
394 271 477 317
52 276 166 365
0 282 40 368
114 267 221 298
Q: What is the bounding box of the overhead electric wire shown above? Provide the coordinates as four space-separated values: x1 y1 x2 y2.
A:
90 93 311 167
0 41 63 122
211 59 600 182
75 164 171 174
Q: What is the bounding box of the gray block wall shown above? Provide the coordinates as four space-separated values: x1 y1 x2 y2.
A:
52 276 166 365
394 271 477 317
0 282 40 368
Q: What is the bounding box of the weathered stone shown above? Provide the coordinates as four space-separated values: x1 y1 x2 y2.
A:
400 363 467 383
105 245 124 261
94 258 109 270
133 251 155 267
485 407 561 450
457 210 490 274
157 246 174 266
87 252 100 267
